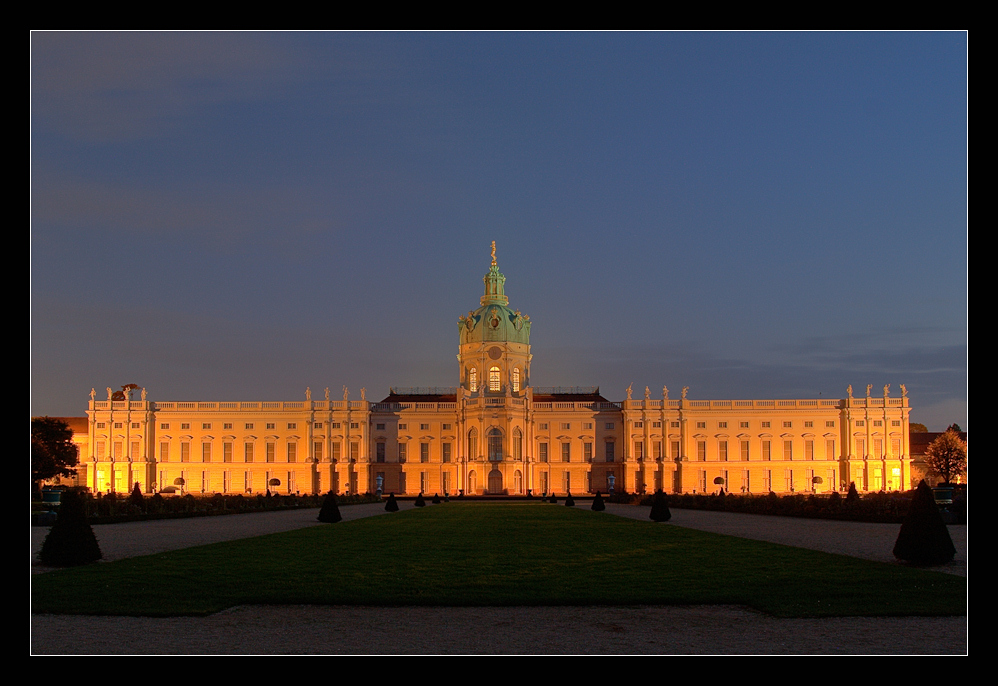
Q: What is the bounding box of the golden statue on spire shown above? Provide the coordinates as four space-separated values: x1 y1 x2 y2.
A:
491 240 496 267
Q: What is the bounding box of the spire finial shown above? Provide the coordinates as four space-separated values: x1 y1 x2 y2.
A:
491 240 496 267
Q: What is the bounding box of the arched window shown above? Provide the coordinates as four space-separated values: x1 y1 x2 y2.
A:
512 367 520 392
468 428 478 460
489 366 501 391
488 427 503 461
469 367 477 392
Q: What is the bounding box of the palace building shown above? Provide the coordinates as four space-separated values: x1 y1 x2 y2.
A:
79 245 914 497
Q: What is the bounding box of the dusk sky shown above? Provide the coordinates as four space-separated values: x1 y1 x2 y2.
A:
31 32 967 430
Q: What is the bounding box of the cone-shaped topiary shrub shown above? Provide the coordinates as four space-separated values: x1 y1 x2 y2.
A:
649 490 672 522
39 489 102 567
591 491 605 511
893 480 956 565
549 493 558 504
415 492 426 507
846 482 859 502
129 482 144 510
317 491 343 523
432 493 441 504
565 493 575 507
385 493 399 512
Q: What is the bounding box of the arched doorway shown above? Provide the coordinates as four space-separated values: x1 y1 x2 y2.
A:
468 470 477 494
488 468 503 494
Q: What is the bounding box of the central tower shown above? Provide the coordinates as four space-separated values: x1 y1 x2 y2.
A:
457 242 532 395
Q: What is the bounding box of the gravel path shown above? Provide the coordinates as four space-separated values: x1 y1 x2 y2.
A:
31 502 967 655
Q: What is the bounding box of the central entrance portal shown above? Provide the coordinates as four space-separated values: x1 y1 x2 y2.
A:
488 468 503 494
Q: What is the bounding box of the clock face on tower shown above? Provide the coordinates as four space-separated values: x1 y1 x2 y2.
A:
488 346 503 360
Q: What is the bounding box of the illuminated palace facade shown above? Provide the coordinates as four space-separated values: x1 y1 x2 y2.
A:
81 248 913 497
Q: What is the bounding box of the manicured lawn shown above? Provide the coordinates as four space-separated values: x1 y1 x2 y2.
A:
32 503 965 618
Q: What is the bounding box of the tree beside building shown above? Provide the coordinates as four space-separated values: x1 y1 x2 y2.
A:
924 429 967 485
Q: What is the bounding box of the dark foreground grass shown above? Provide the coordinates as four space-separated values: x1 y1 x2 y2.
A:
32 503 965 618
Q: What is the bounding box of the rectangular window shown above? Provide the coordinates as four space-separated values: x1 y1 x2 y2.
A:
159 423 169 430
873 420 882 427
763 469 772 493
874 438 883 459
740 421 749 428
443 443 452 463
376 423 385 430
740 440 749 461
562 442 571 462
331 442 340 462
563 471 571 494
561 422 571 430
398 443 407 463
288 423 297 430
96 441 106 459
539 443 548 462
804 421 813 428
784 440 793 461
583 422 593 430
113 441 122 459
826 439 835 461
654 441 663 459
718 422 727 429
181 442 190 463
671 441 680 459
396 423 405 430
351 423 359 429
314 441 323 461
857 438 865 457
892 420 901 427
761 421 770 428
805 440 814 461
245 423 254 430
223 423 232 430
421 472 429 494
181 423 190 430
697 441 706 461
223 442 232 463
420 424 429 431
114 422 122 429
652 421 661 428
742 469 751 493
315 422 323 429
540 423 549 430
826 421 835 428
202 442 211 463
634 441 643 461
696 422 706 429
671 421 680 428
718 441 727 462
634 421 643 428
605 442 614 462
442 423 452 430
762 440 771 461
266 443 275 463
266 423 275 430
855 420 865 427
350 443 359 460
245 442 254 463
783 421 792 428
159 442 169 462
421 443 429 463
785 469 794 492
97 422 106 429
891 438 900 458
584 442 593 462
376 442 385 463
130 442 140 460
605 423 614 430
202 423 211 430
332 422 342 429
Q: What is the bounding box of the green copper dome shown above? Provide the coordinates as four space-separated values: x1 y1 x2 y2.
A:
458 245 531 345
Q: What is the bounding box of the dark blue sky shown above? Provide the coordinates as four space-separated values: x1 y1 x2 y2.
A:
31 32 967 430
